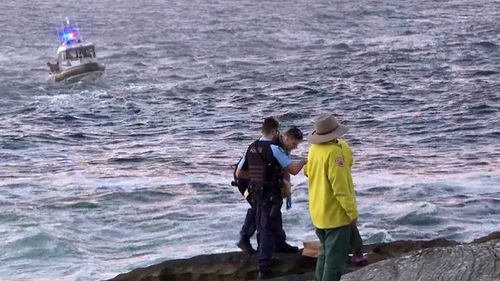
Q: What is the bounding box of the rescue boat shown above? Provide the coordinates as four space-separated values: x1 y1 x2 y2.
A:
47 18 105 82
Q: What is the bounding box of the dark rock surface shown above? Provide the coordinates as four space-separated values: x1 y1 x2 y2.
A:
108 232 500 281
342 239 500 281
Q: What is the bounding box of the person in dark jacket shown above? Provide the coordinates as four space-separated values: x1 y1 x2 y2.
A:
234 125 306 255
235 117 307 279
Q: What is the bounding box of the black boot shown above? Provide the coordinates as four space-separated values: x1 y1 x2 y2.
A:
275 242 299 253
237 236 257 254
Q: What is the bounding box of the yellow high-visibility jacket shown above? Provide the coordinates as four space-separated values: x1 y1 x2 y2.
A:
305 139 358 229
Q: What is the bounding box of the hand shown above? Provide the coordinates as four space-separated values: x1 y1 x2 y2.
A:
350 218 357 225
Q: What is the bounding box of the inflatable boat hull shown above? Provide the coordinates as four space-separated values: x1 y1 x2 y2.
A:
51 62 105 82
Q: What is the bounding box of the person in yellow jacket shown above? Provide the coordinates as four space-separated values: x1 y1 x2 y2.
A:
305 113 358 281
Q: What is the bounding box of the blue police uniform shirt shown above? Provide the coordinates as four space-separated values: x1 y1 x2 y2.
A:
237 136 293 169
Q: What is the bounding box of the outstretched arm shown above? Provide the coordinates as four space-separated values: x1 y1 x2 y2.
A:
285 158 307 175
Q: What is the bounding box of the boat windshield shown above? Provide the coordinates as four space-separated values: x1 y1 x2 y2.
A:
61 46 96 61
79 46 96 58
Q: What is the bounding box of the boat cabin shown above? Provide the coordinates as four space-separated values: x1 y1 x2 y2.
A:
57 44 97 63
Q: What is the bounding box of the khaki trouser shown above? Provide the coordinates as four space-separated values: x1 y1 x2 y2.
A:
315 225 351 281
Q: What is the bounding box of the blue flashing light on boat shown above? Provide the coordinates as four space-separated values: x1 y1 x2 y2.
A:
58 18 81 44
63 32 75 39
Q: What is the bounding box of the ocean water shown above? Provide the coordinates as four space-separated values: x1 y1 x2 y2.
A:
0 0 499 280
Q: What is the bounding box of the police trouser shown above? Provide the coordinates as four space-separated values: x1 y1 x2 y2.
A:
240 196 257 238
255 193 283 272
240 194 286 244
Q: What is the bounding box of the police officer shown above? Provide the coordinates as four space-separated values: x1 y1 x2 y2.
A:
234 125 305 255
236 117 307 279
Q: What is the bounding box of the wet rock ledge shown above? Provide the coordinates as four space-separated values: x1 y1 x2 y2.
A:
109 232 500 281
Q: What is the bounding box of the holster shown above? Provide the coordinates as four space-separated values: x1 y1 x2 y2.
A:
250 184 264 200
269 194 283 217
251 184 282 217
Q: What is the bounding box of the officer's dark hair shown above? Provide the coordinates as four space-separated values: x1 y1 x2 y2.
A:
261 117 279 134
284 126 303 141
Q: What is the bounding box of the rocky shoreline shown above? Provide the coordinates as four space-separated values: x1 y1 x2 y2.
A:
109 232 500 281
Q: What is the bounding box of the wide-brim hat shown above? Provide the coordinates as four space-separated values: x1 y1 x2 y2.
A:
308 113 348 144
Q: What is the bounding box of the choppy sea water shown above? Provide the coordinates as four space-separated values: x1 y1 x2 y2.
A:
0 0 499 280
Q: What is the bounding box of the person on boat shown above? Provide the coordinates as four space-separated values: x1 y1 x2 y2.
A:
47 61 61 73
